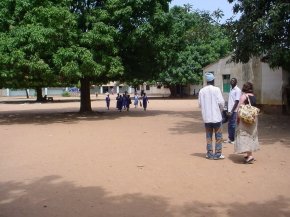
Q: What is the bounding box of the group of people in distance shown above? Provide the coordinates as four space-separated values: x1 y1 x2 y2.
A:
198 72 259 164
105 91 149 112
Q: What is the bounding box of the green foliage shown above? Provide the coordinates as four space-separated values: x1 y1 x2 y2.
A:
108 0 171 82
0 1 76 89
157 6 232 87
0 0 171 111
227 0 290 70
0 0 233 108
62 91 71 97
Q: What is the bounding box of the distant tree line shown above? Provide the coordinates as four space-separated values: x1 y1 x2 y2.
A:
0 0 288 112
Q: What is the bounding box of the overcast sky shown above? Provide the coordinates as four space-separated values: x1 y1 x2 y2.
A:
170 0 237 22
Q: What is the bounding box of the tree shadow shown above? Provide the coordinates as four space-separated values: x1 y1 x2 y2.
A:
0 107 201 126
167 111 204 135
1 176 289 217
258 114 290 148
179 197 290 217
222 114 290 149
0 175 174 217
225 196 290 217
1 100 290 147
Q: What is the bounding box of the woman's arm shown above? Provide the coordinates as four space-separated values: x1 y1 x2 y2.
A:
238 94 247 107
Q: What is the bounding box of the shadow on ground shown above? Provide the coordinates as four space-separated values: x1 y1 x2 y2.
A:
0 109 201 124
227 154 248 164
0 176 289 217
258 114 290 148
0 96 197 104
191 153 247 164
1 101 290 147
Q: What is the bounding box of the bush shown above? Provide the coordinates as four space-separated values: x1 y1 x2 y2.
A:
62 91 71 97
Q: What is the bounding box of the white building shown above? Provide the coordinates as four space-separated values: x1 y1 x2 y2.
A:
203 56 290 113
1 82 171 97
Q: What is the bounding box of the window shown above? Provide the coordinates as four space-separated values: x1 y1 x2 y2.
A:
102 86 109 93
223 75 231 93
146 85 150 90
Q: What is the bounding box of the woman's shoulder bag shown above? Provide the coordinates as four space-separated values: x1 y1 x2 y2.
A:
238 94 260 124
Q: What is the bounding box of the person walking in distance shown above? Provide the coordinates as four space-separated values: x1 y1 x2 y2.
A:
198 72 225 160
225 78 241 144
116 93 123 112
142 93 149 111
105 93 110 110
125 94 132 111
133 92 139 108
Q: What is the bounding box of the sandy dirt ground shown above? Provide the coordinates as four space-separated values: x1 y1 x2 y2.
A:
0 96 290 217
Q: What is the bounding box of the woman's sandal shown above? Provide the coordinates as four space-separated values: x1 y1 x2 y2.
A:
244 156 255 164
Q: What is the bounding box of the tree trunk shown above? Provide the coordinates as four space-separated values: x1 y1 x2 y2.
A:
80 77 92 113
177 85 184 97
36 87 43 101
25 89 29 99
169 85 177 97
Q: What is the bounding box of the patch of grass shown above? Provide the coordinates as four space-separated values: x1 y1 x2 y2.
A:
62 91 71 97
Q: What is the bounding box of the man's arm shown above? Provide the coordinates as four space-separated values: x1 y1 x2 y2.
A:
217 89 225 111
231 100 239 113
198 91 202 108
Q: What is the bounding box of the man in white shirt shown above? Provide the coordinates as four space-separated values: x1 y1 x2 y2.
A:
225 78 241 144
198 72 225 160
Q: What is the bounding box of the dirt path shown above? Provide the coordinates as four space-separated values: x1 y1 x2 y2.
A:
0 97 290 217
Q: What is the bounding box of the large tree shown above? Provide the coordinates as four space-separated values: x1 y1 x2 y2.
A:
227 0 290 71
0 0 171 112
107 0 170 83
157 6 232 96
53 0 124 112
0 0 76 100
60 0 170 112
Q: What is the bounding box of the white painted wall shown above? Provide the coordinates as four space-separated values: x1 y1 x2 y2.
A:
140 85 171 96
261 63 283 105
203 56 287 106
189 84 202 95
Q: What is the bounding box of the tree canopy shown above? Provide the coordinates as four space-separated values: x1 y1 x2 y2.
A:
108 0 170 83
227 0 290 71
0 0 171 111
0 0 233 109
0 0 77 99
156 6 232 95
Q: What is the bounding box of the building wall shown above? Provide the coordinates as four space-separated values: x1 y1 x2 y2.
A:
0 88 69 97
251 58 263 105
136 84 170 96
261 63 283 105
0 89 7 96
203 56 287 107
1 84 171 97
188 84 203 96
100 84 171 96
